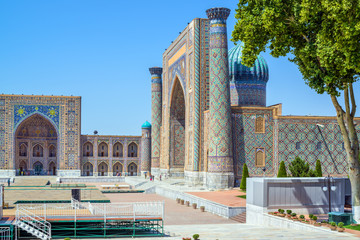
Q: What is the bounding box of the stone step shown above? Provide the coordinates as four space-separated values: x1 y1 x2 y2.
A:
12 176 57 186
230 212 246 223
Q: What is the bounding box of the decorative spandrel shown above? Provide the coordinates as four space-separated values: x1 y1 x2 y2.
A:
14 105 60 130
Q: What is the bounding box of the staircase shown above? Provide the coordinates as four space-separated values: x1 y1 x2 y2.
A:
230 212 246 223
15 205 51 240
13 176 58 186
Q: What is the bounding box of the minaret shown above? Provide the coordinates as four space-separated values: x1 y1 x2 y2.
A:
149 67 163 176
141 121 151 176
206 8 234 189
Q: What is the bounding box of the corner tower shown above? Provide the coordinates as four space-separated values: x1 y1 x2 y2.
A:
149 67 163 176
206 8 234 189
141 121 151 176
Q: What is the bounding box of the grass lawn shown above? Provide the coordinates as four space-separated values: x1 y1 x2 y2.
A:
345 225 360 231
236 195 246 199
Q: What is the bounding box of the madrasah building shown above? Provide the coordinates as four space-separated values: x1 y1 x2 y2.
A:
0 8 359 189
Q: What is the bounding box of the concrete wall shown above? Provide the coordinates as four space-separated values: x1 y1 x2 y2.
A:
247 177 347 214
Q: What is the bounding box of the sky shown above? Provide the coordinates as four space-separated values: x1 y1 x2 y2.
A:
0 0 359 135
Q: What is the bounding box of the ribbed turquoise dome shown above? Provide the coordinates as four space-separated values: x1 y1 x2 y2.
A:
228 43 269 107
141 121 151 129
228 42 269 83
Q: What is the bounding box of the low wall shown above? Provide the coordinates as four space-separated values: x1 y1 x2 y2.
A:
59 177 125 183
246 203 347 236
154 186 245 218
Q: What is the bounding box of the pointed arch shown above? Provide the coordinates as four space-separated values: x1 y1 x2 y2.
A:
98 162 108 176
98 142 108 157
33 144 44 157
83 142 94 157
127 142 138 157
113 162 123 176
127 162 138 176
48 144 56 157
83 162 93 176
113 142 123 157
19 143 27 157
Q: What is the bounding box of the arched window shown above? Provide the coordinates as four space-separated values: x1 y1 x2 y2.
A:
98 162 108 176
98 142 108 157
255 148 265 167
49 145 56 157
128 142 138 157
19 143 27 157
83 142 93 157
33 144 43 157
127 162 138 176
83 162 93 176
113 162 123 176
255 116 265 133
113 142 123 157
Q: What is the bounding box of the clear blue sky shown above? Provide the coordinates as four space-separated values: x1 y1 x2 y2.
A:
1 0 358 135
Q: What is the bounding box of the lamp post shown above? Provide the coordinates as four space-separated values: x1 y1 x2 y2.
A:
323 175 337 213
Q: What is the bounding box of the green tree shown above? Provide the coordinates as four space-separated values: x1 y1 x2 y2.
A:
232 0 359 221
277 161 287 177
288 157 316 177
315 159 323 177
240 163 249 190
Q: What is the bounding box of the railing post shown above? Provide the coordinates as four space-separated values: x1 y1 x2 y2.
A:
44 204 46 221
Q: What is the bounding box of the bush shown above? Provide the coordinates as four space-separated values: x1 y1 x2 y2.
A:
309 214 314 219
193 234 200 240
338 222 344 228
291 213 296 217
315 159 322 177
299 215 305 219
330 222 336 227
312 216 317 221
64 238 71 240
240 163 249 190
277 161 287 177
289 156 316 177
279 209 285 214
286 210 292 214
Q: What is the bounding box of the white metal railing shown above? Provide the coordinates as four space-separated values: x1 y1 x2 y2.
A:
17 201 164 220
0 227 11 240
16 205 51 239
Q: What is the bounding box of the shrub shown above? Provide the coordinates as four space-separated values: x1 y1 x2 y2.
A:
279 209 285 214
338 222 344 228
64 238 71 240
277 161 287 177
299 215 305 219
330 222 336 227
193 234 200 240
286 210 292 214
278 208 282 212
315 159 322 177
289 156 316 177
309 214 314 219
291 213 296 217
240 163 249 190
312 216 317 221
321 220 328 223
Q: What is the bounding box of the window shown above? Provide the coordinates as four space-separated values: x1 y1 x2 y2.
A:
255 148 265 167
255 116 265 133
316 142 322 150
296 142 301 150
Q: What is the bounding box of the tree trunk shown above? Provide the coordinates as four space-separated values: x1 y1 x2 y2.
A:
331 91 360 222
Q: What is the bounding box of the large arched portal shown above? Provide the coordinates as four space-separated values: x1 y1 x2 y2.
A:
169 78 185 174
15 114 57 175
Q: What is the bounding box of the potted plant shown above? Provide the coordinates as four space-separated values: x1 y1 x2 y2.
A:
309 214 314 219
193 234 200 240
299 215 305 222
182 238 191 240
329 222 337 231
337 222 345 232
291 213 298 221
185 201 190 207
192 203 197 209
286 210 292 218
312 216 318 225
278 209 285 217
200 206 205 212
176 198 180 204
180 199 185 205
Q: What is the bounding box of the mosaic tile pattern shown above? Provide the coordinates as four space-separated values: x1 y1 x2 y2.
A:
206 8 234 173
150 67 163 169
141 127 151 172
14 105 60 130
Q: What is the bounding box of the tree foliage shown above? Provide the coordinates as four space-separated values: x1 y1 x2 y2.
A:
289 157 316 177
240 163 249 190
315 159 323 177
277 161 287 177
232 0 360 212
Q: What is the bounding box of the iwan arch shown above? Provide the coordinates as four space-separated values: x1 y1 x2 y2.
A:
0 8 359 189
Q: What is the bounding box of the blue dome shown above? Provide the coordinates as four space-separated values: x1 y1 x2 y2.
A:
228 43 269 107
229 42 269 83
141 121 151 129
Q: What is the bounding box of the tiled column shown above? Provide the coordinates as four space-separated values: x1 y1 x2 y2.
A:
141 125 151 176
149 67 162 176
206 8 234 189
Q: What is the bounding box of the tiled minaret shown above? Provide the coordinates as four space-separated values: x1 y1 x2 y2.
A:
141 121 151 176
149 67 163 176
206 8 234 189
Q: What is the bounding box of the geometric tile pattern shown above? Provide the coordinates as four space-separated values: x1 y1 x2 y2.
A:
206 8 234 173
141 128 151 172
14 105 60 130
150 67 163 169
